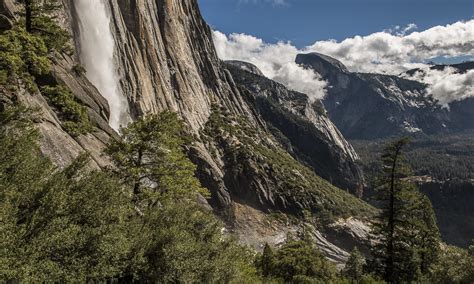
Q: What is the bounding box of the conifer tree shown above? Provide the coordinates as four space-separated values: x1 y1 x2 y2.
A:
269 239 337 282
370 138 441 283
371 138 411 282
0 105 133 282
259 243 274 278
106 112 206 205
106 112 256 283
415 195 441 275
343 247 365 283
16 0 69 51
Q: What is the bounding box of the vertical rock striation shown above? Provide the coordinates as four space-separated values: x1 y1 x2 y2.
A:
1 0 375 263
108 0 254 130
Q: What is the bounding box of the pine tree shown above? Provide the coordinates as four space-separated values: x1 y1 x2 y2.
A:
258 243 274 278
431 245 474 283
16 0 69 51
106 112 257 283
371 138 412 282
343 247 365 283
0 105 133 281
414 195 441 275
370 138 441 283
106 112 207 205
269 239 337 282
22 0 32 32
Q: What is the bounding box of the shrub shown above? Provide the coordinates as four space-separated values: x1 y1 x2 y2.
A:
41 85 91 136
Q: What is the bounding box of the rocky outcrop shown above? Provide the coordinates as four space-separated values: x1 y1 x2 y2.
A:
296 53 458 140
231 202 371 268
225 61 364 193
107 0 254 130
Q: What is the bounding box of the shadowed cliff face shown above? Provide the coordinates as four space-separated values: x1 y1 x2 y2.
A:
225 61 365 194
296 53 439 140
92 0 366 209
296 53 474 140
0 0 116 168
0 0 365 208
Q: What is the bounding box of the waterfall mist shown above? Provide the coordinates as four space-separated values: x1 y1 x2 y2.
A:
74 0 130 131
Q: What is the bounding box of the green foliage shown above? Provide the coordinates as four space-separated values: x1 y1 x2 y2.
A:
106 112 257 282
369 138 441 283
430 245 474 283
106 112 207 203
0 12 90 136
255 243 275 278
128 202 257 282
353 131 474 183
0 106 258 282
343 248 365 282
0 26 50 87
72 63 86 76
204 106 375 220
0 105 132 282
41 85 92 136
261 239 338 283
16 0 70 52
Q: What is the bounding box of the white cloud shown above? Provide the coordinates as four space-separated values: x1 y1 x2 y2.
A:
213 20 474 105
213 31 327 101
403 67 474 107
306 20 474 74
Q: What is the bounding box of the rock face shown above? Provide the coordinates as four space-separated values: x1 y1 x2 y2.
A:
106 0 253 130
1 0 375 263
225 61 364 194
1 0 115 168
296 53 474 140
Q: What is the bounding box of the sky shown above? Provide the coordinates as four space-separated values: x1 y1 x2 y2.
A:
198 0 474 105
198 0 474 48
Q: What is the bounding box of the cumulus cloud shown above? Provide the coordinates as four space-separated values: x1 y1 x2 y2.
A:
403 67 474 107
213 20 474 105
306 20 474 74
213 31 328 101
384 23 418 36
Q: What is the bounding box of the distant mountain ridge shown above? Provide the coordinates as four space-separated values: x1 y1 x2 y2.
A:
296 53 474 140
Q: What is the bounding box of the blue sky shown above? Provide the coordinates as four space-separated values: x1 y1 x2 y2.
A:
198 0 473 48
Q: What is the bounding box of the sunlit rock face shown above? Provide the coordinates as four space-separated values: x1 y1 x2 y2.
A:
108 0 254 131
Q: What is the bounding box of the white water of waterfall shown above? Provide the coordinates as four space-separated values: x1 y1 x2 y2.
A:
74 0 130 131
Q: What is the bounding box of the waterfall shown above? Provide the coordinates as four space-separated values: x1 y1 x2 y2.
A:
74 0 130 131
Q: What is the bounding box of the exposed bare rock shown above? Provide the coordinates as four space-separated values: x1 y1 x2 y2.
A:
226 60 265 76
224 61 364 193
0 1 115 168
231 202 373 268
296 52 466 139
107 0 254 130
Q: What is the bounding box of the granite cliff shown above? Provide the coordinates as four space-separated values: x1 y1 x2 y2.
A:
0 0 374 263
